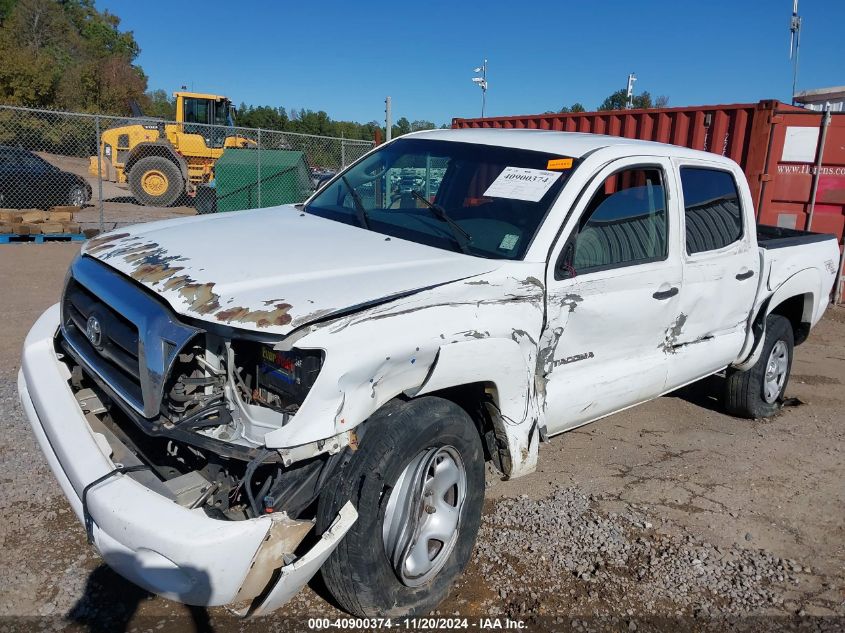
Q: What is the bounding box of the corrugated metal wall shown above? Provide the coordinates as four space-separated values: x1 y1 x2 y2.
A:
453 100 845 299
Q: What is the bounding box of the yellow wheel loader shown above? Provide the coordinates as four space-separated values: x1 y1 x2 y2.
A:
90 92 253 207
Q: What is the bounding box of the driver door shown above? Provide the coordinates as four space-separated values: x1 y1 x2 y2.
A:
542 158 684 434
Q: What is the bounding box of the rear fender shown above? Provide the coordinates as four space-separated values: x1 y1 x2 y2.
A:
733 268 819 370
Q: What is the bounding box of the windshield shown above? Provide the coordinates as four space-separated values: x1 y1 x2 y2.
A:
305 138 578 259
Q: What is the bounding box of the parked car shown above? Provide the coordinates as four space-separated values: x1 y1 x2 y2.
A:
0 145 91 209
310 169 336 191
19 129 839 617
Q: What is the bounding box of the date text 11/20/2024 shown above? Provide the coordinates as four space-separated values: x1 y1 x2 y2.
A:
307 618 527 630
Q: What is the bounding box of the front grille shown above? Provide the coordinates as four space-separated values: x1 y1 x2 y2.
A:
60 255 200 417
62 277 144 406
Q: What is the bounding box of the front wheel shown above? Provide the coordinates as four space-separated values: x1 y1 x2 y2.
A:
316 397 485 617
724 314 794 418
129 156 184 207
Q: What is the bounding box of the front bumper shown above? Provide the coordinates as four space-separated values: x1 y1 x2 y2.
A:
18 304 356 614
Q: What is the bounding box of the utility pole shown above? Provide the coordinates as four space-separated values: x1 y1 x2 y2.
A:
385 96 392 142
472 59 488 117
789 0 802 104
625 73 637 109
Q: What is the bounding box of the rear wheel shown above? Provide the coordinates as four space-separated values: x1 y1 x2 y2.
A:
129 156 184 207
724 314 794 418
316 397 485 617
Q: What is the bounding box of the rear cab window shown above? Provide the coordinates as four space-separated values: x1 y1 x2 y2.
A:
680 167 744 255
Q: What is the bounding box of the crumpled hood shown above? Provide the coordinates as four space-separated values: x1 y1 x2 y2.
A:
83 205 501 336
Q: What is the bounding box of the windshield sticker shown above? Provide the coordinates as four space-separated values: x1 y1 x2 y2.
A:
499 234 519 251
483 167 561 202
547 158 574 170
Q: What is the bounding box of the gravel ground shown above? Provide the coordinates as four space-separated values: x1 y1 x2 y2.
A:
0 239 843 632
475 488 811 622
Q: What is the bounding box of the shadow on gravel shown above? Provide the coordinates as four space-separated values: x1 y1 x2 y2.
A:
67 564 214 632
104 193 195 208
666 373 805 417
666 374 726 413
103 196 138 204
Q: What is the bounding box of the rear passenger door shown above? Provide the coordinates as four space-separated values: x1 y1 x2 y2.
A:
542 158 683 434
664 161 759 389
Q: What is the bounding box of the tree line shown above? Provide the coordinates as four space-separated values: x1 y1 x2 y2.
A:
553 89 670 114
146 91 439 141
0 0 146 114
0 0 671 141
0 0 438 141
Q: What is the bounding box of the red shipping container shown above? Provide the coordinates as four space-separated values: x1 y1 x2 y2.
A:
453 100 845 300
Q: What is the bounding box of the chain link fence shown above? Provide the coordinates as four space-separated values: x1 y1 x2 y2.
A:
0 104 374 238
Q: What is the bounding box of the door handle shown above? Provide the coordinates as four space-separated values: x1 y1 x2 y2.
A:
652 287 679 300
735 270 755 281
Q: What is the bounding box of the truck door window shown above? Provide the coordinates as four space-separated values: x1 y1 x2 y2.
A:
565 167 668 275
680 167 743 254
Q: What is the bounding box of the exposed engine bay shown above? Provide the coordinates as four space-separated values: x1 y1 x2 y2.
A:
159 334 323 447
57 330 349 523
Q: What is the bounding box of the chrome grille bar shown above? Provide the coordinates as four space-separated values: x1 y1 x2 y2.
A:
61 255 200 417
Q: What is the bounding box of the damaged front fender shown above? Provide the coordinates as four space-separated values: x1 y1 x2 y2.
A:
262 266 547 475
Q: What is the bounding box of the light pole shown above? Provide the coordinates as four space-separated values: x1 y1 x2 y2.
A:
472 59 488 118
789 0 802 104
625 73 637 109
385 96 392 142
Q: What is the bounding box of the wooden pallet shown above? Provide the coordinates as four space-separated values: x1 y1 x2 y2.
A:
0 232 86 244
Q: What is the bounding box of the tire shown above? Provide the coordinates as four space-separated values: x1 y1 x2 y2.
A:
724 314 794 418
316 397 485 617
68 184 87 207
128 156 184 207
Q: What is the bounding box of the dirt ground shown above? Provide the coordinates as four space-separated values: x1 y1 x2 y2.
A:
0 237 842 632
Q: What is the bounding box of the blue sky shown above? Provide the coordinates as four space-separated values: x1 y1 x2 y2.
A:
100 0 844 125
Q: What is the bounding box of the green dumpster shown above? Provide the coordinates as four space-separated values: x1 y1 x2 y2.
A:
214 149 313 212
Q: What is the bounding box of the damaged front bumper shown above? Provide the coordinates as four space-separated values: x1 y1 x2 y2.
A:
18 304 357 615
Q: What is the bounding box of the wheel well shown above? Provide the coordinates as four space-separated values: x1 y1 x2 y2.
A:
770 293 811 345
422 382 507 473
126 143 187 180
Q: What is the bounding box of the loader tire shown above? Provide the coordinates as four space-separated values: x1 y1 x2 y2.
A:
129 156 184 207
724 314 794 419
316 397 485 617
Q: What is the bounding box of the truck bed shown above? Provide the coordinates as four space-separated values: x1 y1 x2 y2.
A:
755 224 840 331
757 224 838 249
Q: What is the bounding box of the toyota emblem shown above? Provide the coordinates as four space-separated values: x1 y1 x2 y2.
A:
86 315 102 347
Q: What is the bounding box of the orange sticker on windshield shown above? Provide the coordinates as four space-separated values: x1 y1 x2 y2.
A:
547 158 573 170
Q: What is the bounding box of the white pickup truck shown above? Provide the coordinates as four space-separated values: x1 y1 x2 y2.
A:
19 129 839 617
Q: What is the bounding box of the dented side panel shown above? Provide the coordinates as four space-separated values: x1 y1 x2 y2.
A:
262 265 546 477
540 155 685 435
663 157 760 387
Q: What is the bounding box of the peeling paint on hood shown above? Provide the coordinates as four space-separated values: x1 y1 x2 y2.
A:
83 206 503 335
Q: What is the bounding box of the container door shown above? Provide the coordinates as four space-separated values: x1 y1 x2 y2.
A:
542 157 683 435
665 159 759 389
